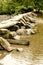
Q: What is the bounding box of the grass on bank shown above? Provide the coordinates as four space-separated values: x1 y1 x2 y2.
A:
0 0 43 15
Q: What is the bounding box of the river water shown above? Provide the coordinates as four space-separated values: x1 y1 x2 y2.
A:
0 18 43 65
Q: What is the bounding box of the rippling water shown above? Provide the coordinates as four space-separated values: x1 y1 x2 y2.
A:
0 24 43 65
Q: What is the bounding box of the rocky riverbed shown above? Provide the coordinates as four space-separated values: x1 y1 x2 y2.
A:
0 13 43 65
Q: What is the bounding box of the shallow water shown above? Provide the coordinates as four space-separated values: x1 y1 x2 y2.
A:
0 18 43 65
0 43 43 65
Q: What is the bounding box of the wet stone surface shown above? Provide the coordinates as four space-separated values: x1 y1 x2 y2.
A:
0 15 43 65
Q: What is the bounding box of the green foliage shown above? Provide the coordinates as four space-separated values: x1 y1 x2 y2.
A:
0 0 43 14
34 0 43 10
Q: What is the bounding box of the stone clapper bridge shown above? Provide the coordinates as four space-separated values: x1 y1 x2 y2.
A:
0 12 37 52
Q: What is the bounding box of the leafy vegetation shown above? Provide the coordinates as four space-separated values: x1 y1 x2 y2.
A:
0 0 43 14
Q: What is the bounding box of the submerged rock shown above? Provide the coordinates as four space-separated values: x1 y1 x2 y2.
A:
16 48 24 52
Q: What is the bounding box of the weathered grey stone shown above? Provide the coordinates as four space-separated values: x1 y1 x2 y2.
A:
7 39 29 45
16 28 36 35
27 12 37 18
10 31 17 37
0 20 18 29
16 29 27 35
26 29 36 35
0 45 3 50
16 48 23 52
14 35 21 40
0 29 15 39
0 12 37 52
0 37 15 51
